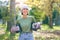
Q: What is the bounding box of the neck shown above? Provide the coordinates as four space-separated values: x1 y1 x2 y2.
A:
23 15 27 19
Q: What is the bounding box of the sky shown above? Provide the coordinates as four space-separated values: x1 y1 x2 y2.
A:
0 0 8 2
15 0 28 8
0 0 27 3
16 0 27 3
0 0 28 7
0 0 30 9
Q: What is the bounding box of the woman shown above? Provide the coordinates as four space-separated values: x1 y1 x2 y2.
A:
16 6 36 40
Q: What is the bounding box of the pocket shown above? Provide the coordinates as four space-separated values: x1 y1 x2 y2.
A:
28 33 33 37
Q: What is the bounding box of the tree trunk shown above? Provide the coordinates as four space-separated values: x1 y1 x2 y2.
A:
6 0 16 40
48 16 53 28
10 0 16 40
44 0 54 28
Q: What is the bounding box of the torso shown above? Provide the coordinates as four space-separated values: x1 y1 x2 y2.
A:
18 16 33 32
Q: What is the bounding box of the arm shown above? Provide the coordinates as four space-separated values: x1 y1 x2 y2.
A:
16 16 22 33
31 16 37 31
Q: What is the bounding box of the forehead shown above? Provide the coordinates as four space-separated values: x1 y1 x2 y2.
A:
22 8 28 10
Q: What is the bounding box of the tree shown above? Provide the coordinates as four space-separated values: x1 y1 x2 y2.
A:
43 0 57 28
0 6 9 24
7 0 16 31
30 6 45 22
6 0 16 40
25 0 57 28
25 0 45 22
54 0 60 25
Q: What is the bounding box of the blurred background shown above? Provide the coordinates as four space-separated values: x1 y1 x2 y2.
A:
0 0 60 40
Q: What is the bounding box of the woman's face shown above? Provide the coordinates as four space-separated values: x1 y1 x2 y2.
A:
22 8 28 15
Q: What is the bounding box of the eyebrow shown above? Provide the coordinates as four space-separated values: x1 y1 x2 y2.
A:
23 8 28 10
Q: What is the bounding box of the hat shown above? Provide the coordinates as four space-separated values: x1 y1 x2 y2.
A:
21 4 29 10
20 4 31 10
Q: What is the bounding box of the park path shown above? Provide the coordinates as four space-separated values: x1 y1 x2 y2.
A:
0 28 5 35
0 29 60 40
33 30 60 40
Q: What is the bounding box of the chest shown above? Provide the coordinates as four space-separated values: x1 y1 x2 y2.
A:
19 18 32 26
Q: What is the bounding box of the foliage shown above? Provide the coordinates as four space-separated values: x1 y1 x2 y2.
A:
30 6 45 22
25 0 46 22
25 0 60 26
0 6 10 21
0 24 60 40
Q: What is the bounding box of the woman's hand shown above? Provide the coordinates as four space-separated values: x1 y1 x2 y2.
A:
11 26 16 33
32 22 41 31
11 26 20 33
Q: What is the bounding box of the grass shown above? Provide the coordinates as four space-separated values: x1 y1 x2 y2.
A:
41 24 60 30
0 24 60 40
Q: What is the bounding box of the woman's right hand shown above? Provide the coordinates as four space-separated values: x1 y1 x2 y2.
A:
11 26 16 33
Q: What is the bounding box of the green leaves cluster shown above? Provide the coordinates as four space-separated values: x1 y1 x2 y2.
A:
30 6 45 22
0 6 10 21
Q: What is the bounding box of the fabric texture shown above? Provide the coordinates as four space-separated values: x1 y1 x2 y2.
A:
16 16 36 32
16 16 36 40
18 32 34 40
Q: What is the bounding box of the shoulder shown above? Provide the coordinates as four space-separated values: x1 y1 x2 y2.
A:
27 16 34 18
28 16 35 21
17 15 22 20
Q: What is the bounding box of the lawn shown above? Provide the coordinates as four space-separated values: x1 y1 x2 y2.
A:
0 24 60 40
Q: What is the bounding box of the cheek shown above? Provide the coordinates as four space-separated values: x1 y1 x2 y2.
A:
22 10 28 14
23 13 27 15
23 10 28 13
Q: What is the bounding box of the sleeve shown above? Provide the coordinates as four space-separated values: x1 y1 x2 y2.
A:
31 16 37 31
16 16 20 26
16 16 22 33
